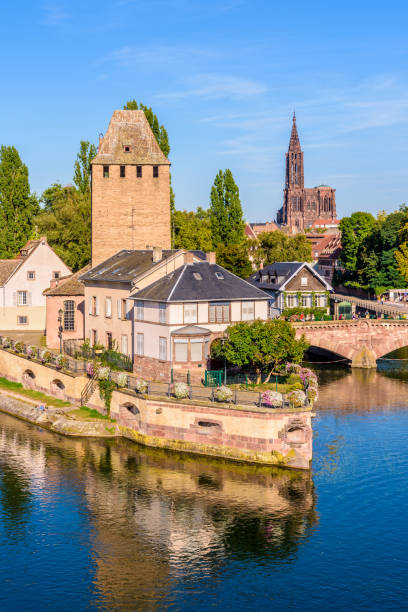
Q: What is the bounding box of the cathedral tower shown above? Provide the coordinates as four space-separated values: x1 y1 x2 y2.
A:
91 110 171 266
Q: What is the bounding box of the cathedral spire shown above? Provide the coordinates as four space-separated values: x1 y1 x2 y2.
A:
289 111 300 150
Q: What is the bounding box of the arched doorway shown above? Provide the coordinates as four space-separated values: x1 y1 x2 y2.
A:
22 369 36 389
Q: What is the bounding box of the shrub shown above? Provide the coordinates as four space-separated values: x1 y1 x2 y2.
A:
286 362 302 374
2 337 11 348
86 361 95 377
287 389 306 408
14 341 24 353
135 378 148 394
307 386 318 403
214 385 233 402
117 372 128 388
40 349 52 363
27 345 36 358
300 368 317 385
173 382 189 399
97 366 110 381
55 354 68 369
262 390 283 407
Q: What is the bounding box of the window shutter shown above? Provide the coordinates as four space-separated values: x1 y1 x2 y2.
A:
95 296 99 315
89 297 92 315
126 300 132 320
117 299 121 319
209 305 215 323
13 292 16 306
223 304 229 321
27 292 32 306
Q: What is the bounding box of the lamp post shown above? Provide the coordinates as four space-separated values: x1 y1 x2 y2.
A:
220 335 227 385
58 308 63 354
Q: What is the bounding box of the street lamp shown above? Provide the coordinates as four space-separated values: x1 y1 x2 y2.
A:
220 335 227 385
58 308 63 354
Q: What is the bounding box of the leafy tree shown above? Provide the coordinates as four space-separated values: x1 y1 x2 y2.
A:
257 231 312 265
209 169 245 247
216 242 253 278
212 319 308 384
73 141 96 194
35 185 91 271
395 242 408 282
339 212 377 273
173 207 213 251
123 100 170 158
0 146 39 258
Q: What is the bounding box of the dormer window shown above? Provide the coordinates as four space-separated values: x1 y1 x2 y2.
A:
123 145 131 152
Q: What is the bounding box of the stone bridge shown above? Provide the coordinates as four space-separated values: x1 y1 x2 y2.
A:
293 319 408 367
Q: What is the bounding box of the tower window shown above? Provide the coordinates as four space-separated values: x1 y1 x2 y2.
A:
120 165 126 178
153 166 159 178
103 165 109 178
124 145 131 152
137 165 142 178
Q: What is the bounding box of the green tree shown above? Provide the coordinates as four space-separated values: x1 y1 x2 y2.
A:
209 169 245 247
216 242 252 278
73 141 97 195
0 146 39 258
339 212 377 273
395 242 408 282
257 231 312 265
123 100 170 158
173 207 213 251
212 319 308 384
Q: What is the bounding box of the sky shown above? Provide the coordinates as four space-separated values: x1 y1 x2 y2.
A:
1 0 407 221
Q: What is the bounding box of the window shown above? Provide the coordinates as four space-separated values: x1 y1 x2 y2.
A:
159 303 166 323
126 299 132 320
136 165 142 178
215 272 224 280
122 299 127 320
136 333 144 356
184 303 197 323
17 290 27 306
174 339 188 362
27 271 35 280
136 300 144 321
53 271 60 280
106 332 113 350
90 296 99 316
301 276 308 286
91 329 97 346
209 302 230 323
63 300 75 330
159 337 167 361
117 299 122 319
105 297 112 318
17 316 28 325
124 145 131 152
153 165 159 178
302 294 313 308
316 294 327 307
286 294 298 308
120 165 126 178
242 301 255 321
121 335 128 355
190 339 203 361
193 272 202 281
103 165 109 178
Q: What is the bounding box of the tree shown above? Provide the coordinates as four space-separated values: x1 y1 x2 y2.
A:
212 319 308 384
123 100 170 158
73 141 96 194
339 212 377 273
0 146 39 258
173 207 213 251
216 243 252 278
257 231 312 265
209 169 245 247
395 242 408 282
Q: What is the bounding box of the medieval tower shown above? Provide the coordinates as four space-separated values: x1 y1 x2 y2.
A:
277 114 337 231
91 110 171 266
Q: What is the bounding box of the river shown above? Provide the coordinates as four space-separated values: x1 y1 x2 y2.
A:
0 363 408 611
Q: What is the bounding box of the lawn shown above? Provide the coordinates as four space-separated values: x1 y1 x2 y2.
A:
69 406 116 422
0 376 71 407
231 374 304 394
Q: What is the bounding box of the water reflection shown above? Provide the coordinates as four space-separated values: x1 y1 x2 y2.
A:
0 413 317 611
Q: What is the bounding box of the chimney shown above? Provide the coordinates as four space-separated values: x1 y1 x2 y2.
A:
152 246 163 263
185 252 194 264
206 252 216 264
50 278 58 289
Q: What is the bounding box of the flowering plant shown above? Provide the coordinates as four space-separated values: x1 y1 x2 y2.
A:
97 366 110 381
173 382 189 399
26 345 36 358
135 378 148 393
287 389 306 408
307 386 318 403
117 372 128 388
55 354 68 369
300 368 317 385
262 390 283 407
40 349 52 363
14 341 24 353
86 361 95 377
1 337 11 348
286 362 301 374
214 385 233 402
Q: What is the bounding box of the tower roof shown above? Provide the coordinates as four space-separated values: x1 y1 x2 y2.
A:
288 112 301 151
92 110 170 166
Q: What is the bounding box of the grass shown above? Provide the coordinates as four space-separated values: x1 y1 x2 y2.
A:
0 376 71 407
231 374 304 394
69 406 116 422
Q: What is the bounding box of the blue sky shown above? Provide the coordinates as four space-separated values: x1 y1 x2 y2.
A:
1 0 407 221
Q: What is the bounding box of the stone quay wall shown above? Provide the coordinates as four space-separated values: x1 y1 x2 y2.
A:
0 347 313 469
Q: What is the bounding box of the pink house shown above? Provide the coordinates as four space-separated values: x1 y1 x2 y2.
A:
44 265 90 350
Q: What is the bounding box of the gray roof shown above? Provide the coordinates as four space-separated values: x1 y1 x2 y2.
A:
247 262 332 291
80 250 205 284
131 262 270 302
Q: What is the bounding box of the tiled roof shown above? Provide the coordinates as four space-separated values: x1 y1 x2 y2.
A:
92 110 170 166
0 259 22 286
80 249 180 283
247 261 332 291
131 262 270 302
43 264 91 296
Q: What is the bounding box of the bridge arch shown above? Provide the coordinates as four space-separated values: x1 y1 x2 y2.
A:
22 369 36 389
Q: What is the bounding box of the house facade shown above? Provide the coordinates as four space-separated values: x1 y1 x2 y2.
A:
247 262 332 316
130 257 270 381
0 238 71 332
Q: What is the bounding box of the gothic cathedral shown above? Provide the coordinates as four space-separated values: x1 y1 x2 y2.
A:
277 114 336 231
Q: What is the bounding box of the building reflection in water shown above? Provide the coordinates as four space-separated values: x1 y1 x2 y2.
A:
0 413 317 610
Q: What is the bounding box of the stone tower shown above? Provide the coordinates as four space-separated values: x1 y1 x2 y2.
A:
91 110 171 266
277 114 336 231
